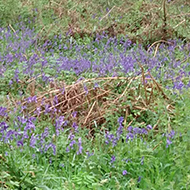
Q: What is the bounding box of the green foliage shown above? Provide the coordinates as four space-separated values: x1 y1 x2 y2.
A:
0 0 31 26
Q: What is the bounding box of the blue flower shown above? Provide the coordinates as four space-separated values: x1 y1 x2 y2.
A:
168 130 175 139
122 170 127 175
110 155 115 164
118 116 124 125
69 140 76 149
72 122 78 133
59 163 64 168
17 140 23 147
127 126 133 132
77 137 83 155
72 111 77 118
146 124 152 130
166 138 172 148
0 107 8 117
126 132 134 142
140 156 144 165
30 134 37 148
138 176 142 183
45 143 56 155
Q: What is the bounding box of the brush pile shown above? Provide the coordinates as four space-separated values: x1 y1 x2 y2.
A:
20 70 175 130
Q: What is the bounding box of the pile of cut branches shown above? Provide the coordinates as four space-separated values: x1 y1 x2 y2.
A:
20 70 175 131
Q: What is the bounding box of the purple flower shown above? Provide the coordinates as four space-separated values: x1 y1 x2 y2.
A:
25 121 35 132
26 96 37 103
0 122 9 133
35 107 41 116
94 82 99 89
77 137 83 155
110 155 115 164
166 138 172 148
55 116 65 136
4 129 15 142
72 111 77 118
112 138 118 147
45 143 56 155
105 132 114 145
127 126 133 132
122 170 127 175
83 84 88 95
133 127 142 134
118 117 124 126
69 140 76 149
66 147 70 152
0 107 8 117
146 124 152 130
140 156 144 165
126 132 134 142
116 125 123 139
116 117 124 138
30 134 37 148
105 116 125 147
138 176 142 183
17 140 23 147
32 154 35 159
59 163 64 168
86 151 94 158
92 14 96 19
53 95 58 105
68 132 75 140
41 127 49 139
141 128 148 135
72 122 78 133
60 87 65 94
45 104 51 114
168 130 175 139
124 158 131 163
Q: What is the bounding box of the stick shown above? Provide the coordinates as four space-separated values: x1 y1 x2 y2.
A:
153 141 163 150
84 101 96 124
148 71 169 100
137 62 148 105
100 6 115 22
8 24 18 37
173 19 185 29
147 40 172 52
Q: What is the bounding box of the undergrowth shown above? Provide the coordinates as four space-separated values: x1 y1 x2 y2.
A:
0 0 190 46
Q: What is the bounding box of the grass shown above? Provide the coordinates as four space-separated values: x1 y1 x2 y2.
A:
0 0 190 189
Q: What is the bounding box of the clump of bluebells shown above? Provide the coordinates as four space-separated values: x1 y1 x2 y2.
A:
1 22 190 99
105 117 153 147
0 115 67 156
0 106 8 117
0 106 184 190
163 130 176 148
105 117 124 147
66 119 83 155
103 116 179 183
125 124 153 143
0 112 174 158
